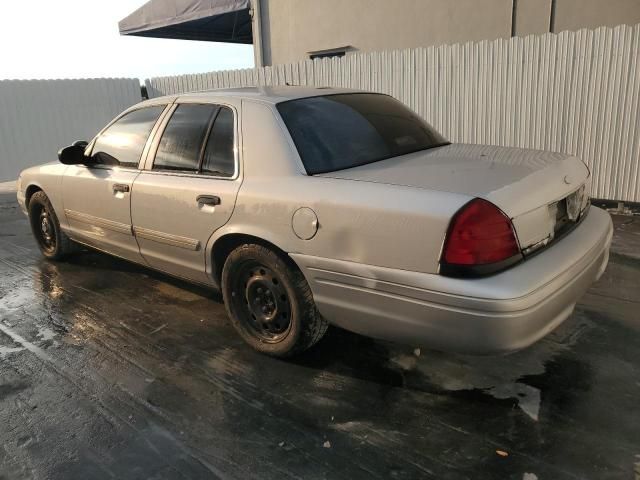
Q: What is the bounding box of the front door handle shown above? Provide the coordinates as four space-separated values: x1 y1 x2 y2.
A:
113 183 130 193
197 195 221 206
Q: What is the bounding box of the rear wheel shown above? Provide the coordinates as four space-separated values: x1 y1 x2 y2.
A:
28 191 77 260
221 243 328 357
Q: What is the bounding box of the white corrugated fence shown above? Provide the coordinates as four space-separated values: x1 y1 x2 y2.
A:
0 78 141 181
146 24 640 203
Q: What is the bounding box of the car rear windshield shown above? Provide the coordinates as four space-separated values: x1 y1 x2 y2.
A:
277 93 449 175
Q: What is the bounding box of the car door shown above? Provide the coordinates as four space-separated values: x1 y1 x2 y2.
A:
131 101 242 284
62 105 168 263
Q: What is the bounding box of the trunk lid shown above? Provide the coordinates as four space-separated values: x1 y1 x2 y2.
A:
317 143 590 250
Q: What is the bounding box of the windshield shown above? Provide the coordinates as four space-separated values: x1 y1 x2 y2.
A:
277 93 449 175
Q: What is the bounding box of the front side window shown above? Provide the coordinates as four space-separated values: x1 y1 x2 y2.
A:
153 104 219 172
92 106 164 168
277 93 449 175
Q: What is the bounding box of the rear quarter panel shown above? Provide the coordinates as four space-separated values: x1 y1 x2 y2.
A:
207 100 472 274
222 176 472 273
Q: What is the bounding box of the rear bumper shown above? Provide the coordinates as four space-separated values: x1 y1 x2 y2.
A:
291 207 613 354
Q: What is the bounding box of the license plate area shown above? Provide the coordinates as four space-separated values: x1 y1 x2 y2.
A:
555 197 570 231
565 187 584 221
523 186 589 258
554 186 587 236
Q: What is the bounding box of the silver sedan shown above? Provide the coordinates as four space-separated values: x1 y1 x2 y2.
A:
17 87 612 357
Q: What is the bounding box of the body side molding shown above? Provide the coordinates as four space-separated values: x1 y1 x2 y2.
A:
64 209 132 235
134 226 201 251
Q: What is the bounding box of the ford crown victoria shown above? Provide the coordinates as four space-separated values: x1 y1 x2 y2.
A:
17 87 612 357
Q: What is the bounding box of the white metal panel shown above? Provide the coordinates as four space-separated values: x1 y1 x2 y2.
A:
0 78 141 181
145 24 640 202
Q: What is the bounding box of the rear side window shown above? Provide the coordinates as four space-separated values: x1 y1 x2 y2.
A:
201 107 235 177
277 93 448 175
153 104 218 172
92 106 164 168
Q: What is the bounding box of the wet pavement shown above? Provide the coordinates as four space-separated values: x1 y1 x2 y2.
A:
0 192 639 480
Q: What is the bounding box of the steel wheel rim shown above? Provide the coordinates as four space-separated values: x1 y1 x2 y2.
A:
37 207 56 253
231 261 292 343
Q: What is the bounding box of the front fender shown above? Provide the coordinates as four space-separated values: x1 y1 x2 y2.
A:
19 164 68 227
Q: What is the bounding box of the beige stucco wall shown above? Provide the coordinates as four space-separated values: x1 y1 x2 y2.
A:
513 0 552 36
552 0 640 32
258 0 640 66
260 0 513 66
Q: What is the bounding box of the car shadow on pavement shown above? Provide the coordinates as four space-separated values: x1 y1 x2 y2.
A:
60 246 597 407
63 249 223 302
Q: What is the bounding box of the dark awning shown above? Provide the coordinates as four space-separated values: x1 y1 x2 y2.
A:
118 0 253 44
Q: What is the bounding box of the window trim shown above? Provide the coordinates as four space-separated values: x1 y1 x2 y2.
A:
150 104 220 174
143 101 239 181
84 103 172 172
200 106 236 177
196 106 221 172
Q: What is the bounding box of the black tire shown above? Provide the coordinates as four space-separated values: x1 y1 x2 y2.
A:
221 243 328 357
28 191 77 260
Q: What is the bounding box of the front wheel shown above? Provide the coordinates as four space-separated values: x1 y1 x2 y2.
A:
28 191 77 260
221 243 328 357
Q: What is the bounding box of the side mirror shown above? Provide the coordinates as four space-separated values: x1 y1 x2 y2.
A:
58 143 88 165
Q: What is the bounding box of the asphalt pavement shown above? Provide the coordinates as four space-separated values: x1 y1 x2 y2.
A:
1 192 639 480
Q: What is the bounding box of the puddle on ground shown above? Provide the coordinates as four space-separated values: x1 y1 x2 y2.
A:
153 283 204 302
0 345 25 358
487 382 541 421
387 311 596 422
36 327 56 342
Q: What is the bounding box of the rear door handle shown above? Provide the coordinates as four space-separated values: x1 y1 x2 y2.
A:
197 195 221 206
113 183 130 193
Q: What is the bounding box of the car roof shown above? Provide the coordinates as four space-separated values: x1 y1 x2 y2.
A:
138 86 371 107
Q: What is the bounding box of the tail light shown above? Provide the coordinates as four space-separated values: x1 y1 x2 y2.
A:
440 198 522 277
